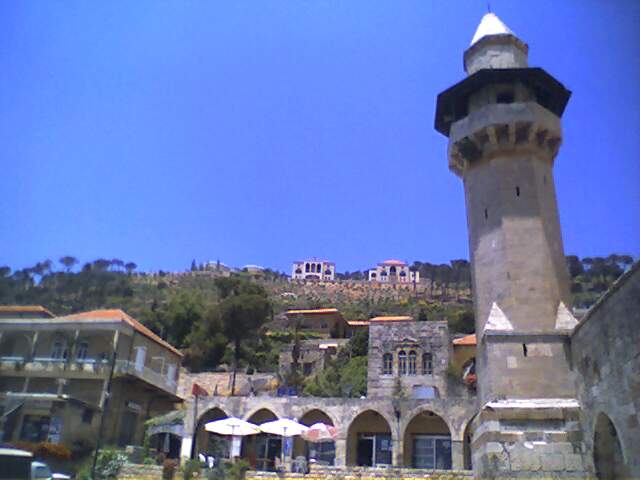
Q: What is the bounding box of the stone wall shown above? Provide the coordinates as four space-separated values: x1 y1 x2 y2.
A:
571 263 640 477
246 465 472 479
367 321 452 399
119 463 164 480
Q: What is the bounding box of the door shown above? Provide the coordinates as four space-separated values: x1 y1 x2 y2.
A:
118 411 138 446
357 435 374 466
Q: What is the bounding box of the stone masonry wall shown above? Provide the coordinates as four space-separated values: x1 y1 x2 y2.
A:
571 263 640 476
367 321 451 399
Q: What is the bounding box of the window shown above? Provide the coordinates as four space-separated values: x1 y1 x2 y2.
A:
398 350 407 376
390 266 397 275
496 90 514 104
382 353 393 375
295 268 302 274
412 435 452 469
516 186 520 197
82 409 94 424
422 353 433 375
484 208 488 220
76 341 88 360
51 340 68 360
305 263 310 272
408 351 417 375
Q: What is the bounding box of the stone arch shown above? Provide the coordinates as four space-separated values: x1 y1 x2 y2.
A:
346 409 393 466
242 408 279 470
402 409 452 469
593 412 626 479
194 407 229 458
293 408 337 464
460 414 477 470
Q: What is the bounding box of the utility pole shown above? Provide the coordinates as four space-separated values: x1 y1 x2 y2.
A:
91 342 118 478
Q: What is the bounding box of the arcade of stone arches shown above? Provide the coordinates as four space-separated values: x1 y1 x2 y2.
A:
188 404 474 471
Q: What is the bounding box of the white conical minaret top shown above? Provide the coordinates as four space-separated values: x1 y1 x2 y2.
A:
470 13 515 46
464 13 529 75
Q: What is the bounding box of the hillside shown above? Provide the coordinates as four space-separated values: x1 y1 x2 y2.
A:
0 254 633 373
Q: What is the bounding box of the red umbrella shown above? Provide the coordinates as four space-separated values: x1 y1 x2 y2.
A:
301 423 338 443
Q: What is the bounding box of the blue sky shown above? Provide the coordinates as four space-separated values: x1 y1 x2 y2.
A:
1 1 638 273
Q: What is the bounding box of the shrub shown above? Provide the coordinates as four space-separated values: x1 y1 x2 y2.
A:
182 458 201 479
163 458 178 480
94 448 127 479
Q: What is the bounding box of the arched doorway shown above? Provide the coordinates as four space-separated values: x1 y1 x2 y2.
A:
194 407 229 460
462 416 475 470
403 410 451 469
347 410 392 467
242 409 279 471
293 409 336 465
594 413 625 479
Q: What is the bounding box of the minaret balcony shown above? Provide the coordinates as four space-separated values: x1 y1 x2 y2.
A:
447 102 562 176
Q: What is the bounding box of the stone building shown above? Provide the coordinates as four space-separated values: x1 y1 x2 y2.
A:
278 338 349 379
368 260 419 284
284 308 346 338
435 12 638 477
0 308 182 450
291 259 335 281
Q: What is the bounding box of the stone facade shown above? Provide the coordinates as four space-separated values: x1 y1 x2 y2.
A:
367 320 451 400
571 263 640 477
278 338 349 378
182 395 476 470
292 260 335 281
368 260 419 284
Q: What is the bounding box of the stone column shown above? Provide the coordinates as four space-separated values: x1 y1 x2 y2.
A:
334 437 347 467
451 440 464 470
393 436 403 466
180 437 193 461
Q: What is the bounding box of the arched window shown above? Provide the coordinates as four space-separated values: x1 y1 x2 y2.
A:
382 353 393 375
295 268 302 274
398 350 407 376
51 340 68 360
371 272 377 278
76 341 88 360
390 266 397 275
399 270 407 277
305 263 310 272
408 351 417 375
422 353 433 375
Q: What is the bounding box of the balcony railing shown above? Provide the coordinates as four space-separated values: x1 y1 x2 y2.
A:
114 360 177 395
0 356 177 395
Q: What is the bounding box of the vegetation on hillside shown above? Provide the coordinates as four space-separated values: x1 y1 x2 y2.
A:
0 254 633 376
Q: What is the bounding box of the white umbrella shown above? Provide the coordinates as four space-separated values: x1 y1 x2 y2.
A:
259 418 309 465
259 418 308 437
205 416 261 436
301 422 338 443
204 416 260 461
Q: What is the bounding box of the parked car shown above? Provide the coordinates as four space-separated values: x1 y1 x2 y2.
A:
0 448 33 480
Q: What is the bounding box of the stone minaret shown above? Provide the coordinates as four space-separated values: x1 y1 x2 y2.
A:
436 14 586 476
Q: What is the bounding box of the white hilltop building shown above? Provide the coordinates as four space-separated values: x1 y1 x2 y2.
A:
291 259 335 281
368 259 419 283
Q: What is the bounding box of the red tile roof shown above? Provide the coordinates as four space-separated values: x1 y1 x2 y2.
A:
0 305 54 318
369 315 414 323
381 259 407 266
453 334 477 346
347 320 370 327
59 309 183 357
285 308 340 316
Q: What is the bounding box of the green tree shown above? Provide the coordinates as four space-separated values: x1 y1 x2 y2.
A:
59 256 78 272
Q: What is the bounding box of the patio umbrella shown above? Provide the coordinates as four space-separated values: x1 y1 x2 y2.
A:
300 422 338 443
204 417 260 461
204 417 261 436
259 418 309 465
259 418 309 437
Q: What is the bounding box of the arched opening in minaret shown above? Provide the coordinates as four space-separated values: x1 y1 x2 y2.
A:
402 410 451 469
593 412 626 479
496 89 514 104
